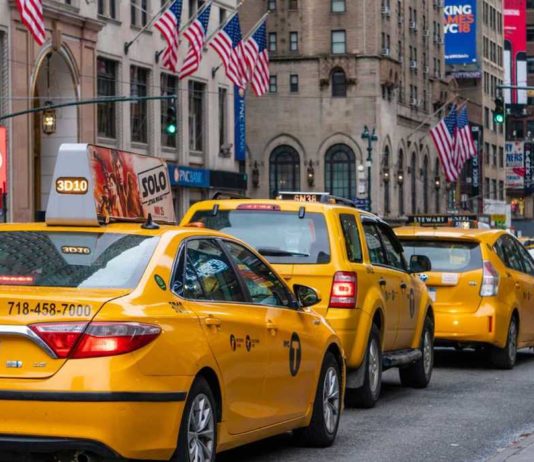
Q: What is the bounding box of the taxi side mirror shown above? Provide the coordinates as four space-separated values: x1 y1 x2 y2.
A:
293 284 321 308
409 255 432 273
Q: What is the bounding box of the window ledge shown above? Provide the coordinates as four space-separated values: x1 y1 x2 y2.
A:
96 136 118 147
98 15 121 26
130 142 149 152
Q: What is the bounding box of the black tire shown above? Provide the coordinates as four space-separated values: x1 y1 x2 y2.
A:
293 351 342 447
399 315 434 388
345 324 382 409
173 376 217 462
490 316 518 370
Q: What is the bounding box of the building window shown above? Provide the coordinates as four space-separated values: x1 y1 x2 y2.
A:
435 158 440 213
325 144 356 199
491 179 497 200
528 57 534 74
268 32 277 52
97 58 118 139
331 68 347 97
0 32 7 118
269 146 300 197
268 0 276 10
492 144 497 166
332 0 345 13
290 74 299 92
383 146 390 216
161 73 177 148
131 0 148 27
188 80 205 153
130 66 149 144
269 75 277 93
499 146 504 168
423 155 429 213
218 87 228 150
411 152 417 214
288 0 298 9
331 30 346 54
528 27 534 42
98 0 117 18
398 150 405 216
484 177 490 198
499 181 504 201
289 32 298 51
484 142 490 164
219 7 226 24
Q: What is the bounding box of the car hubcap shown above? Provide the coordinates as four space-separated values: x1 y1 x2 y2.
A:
369 340 380 393
509 320 517 362
322 367 340 434
187 394 215 462
423 329 432 377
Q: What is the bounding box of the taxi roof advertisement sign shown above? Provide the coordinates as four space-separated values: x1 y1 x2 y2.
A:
444 0 477 66
46 144 176 226
504 0 527 106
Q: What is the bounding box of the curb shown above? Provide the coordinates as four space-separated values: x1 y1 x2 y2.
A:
486 432 534 462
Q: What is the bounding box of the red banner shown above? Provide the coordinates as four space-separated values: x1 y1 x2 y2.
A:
504 0 527 105
0 126 7 196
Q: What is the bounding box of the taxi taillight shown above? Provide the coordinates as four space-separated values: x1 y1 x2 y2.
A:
329 271 357 309
30 322 161 359
480 261 499 297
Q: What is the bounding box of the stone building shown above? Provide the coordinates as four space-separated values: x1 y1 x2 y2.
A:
240 0 454 220
0 0 243 222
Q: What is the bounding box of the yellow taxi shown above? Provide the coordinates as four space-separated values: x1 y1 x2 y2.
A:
0 145 345 461
396 221 534 369
181 192 435 408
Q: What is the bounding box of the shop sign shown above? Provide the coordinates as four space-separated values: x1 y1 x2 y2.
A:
168 164 210 188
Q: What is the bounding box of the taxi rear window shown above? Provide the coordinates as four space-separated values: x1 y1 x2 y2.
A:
190 210 331 264
401 239 482 272
0 231 159 288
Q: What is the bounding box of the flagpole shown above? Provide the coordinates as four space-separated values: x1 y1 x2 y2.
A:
204 2 245 45
124 0 174 54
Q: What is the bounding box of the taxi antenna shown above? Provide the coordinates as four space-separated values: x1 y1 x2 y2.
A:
142 213 160 230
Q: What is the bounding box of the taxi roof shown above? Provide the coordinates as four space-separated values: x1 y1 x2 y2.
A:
395 226 506 242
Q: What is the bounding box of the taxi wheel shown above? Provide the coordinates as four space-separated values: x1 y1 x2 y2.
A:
399 315 434 388
174 377 217 462
490 316 518 370
293 352 341 447
345 324 382 409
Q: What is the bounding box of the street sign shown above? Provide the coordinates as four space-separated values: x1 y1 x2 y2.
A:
354 198 370 211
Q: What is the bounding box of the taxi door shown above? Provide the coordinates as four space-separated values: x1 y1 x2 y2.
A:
509 238 534 342
171 238 269 435
361 220 400 350
374 223 418 349
220 239 320 425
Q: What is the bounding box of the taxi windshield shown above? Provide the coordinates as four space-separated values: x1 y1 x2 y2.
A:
0 231 159 288
401 239 482 272
190 210 330 264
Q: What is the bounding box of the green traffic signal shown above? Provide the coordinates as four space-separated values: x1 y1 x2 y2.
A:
165 102 177 135
493 97 505 125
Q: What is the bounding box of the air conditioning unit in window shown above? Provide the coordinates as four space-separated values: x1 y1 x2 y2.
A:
424 65 430 74
410 60 418 70
382 6 391 16
382 47 391 57
409 21 417 31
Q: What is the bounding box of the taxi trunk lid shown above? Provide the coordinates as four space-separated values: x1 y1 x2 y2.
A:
402 238 484 314
0 287 129 378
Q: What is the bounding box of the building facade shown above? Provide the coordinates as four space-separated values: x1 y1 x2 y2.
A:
240 0 454 220
0 0 243 222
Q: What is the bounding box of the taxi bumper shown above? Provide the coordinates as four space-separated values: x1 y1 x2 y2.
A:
435 300 508 348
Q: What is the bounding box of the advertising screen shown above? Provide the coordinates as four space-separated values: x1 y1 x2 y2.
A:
506 141 526 189
444 0 477 65
504 0 527 105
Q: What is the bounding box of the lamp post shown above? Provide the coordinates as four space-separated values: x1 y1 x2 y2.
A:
361 125 378 212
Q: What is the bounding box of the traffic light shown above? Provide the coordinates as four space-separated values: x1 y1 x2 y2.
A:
165 99 177 135
494 97 505 125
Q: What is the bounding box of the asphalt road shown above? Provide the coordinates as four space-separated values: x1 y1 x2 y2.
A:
219 348 534 462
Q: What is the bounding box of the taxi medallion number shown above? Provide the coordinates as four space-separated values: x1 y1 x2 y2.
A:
7 301 91 317
55 177 89 195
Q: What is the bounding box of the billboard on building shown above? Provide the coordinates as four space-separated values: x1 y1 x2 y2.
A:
506 141 526 189
444 0 477 66
504 0 527 106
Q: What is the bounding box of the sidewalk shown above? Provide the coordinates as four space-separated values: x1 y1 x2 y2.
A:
486 432 534 462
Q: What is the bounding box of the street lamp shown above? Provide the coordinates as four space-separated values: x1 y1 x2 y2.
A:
361 125 378 212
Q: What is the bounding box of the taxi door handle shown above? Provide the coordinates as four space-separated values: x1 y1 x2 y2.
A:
205 317 222 328
266 321 278 334
400 282 407 290
379 278 387 287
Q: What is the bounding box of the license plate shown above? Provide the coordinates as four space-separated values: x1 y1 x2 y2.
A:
428 287 437 302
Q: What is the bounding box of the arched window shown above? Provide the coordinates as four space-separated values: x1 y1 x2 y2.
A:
435 158 441 213
423 155 429 213
269 145 300 197
383 146 391 216
398 150 404 216
325 144 356 199
331 68 347 97
411 152 417 214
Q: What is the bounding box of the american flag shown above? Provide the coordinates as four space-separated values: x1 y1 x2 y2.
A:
155 0 183 73
16 0 46 46
430 106 460 183
179 4 211 79
245 21 269 96
455 106 477 168
210 14 247 89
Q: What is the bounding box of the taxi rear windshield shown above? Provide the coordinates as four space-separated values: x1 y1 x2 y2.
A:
190 210 331 264
0 231 159 288
401 239 482 272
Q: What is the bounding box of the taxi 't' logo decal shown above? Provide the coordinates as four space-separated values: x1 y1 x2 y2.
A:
289 332 301 377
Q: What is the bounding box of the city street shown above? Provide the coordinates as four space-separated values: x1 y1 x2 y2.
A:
220 348 534 462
